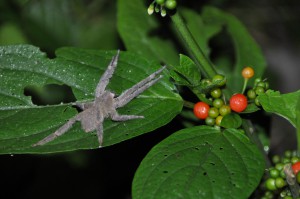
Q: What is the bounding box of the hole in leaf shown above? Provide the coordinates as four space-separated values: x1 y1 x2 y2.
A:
212 180 215 183
219 147 223 150
210 162 215 166
24 84 76 106
208 27 235 72
194 147 199 150
163 171 168 174
203 172 207 176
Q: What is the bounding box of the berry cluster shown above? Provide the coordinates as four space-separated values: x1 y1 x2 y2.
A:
193 74 232 126
148 0 177 17
247 77 270 106
193 66 259 126
261 151 300 199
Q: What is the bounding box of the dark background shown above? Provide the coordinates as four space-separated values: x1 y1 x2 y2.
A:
0 0 299 198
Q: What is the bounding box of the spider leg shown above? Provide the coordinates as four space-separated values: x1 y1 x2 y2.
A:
95 50 120 98
111 111 144 121
115 66 166 108
32 116 78 147
96 123 104 147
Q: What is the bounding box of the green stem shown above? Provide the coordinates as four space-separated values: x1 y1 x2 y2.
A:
183 100 195 109
170 11 217 79
241 78 248 94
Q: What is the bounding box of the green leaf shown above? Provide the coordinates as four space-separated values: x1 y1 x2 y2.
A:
180 8 221 57
117 0 178 65
258 90 300 127
296 95 300 151
241 103 260 114
21 0 119 51
169 54 201 86
132 126 265 199
200 7 266 93
220 113 242 129
0 44 183 154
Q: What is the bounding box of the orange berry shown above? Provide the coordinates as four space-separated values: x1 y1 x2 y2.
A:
242 66 255 79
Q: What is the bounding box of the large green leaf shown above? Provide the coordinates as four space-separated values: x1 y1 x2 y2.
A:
117 0 178 66
296 95 300 147
132 126 265 199
180 8 221 58
0 44 183 154
258 90 300 127
21 0 118 51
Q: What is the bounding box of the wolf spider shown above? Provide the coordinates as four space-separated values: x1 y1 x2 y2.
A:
33 51 165 147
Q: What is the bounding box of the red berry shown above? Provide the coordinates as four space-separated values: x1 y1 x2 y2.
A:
229 93 248 112
193 102 210 119
292 162 300 174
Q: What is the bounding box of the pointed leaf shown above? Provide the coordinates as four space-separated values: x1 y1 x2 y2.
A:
258 90 300 127
200 7 267 93
132 126 265 199
220 113 242 129
117 0 178 65
170 54 201 86
0 44 183 154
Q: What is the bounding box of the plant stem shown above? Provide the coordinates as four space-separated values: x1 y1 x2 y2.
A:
241 78 248 94
183 100 195 109
170 11 217 79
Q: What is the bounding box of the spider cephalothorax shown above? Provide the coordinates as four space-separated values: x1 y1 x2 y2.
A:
33 51 165 147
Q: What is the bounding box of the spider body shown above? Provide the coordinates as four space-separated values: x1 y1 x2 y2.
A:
33 51 165 147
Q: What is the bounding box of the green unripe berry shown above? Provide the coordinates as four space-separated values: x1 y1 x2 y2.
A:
160 7 167 17
272 155 281 164
247 89 256 100
155 0 165 5
254 77 262 86
215 115 223 126
219 105 231 116
210 88 222 99
275 177 286 188
147 3 155 15
284 150 292 158
257 81 266 89
282 157 290 164
208 107 219 118
165 0 177 10
255 97 261 106
264 191 273 198
255 86 265 95
291 156 299 164
280 169 286 179
269 168 280 178
201 78 211 85
213 98 224 108
265 178 277 191
212 74 226 86
297 172 300 183
275 163 284 171
205 117 215 126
